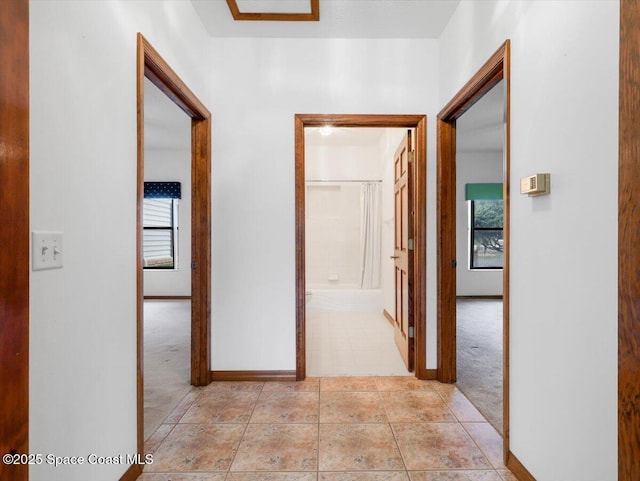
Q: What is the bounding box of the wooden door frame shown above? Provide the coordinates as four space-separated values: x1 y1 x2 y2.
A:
619 0 640 478
0 1 29 480
136 33 212 459
436 41 513 467
294 114 428 380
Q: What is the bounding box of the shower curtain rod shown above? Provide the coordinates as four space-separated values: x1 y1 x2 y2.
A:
305 179 382 183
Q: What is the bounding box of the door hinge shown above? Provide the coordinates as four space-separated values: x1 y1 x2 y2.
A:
408 238 414 251
408 151 415 163
408 326 414 339
451 259 457 268
191 260 196 271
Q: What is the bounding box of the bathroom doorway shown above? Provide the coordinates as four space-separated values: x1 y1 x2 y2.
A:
295 114 427 380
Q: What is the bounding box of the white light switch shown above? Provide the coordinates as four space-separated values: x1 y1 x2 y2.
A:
32 232 63 270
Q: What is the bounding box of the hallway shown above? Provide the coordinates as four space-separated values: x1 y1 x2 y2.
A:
140 377 516 480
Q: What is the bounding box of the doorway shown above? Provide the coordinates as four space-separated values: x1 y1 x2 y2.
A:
136 34 212 461
142 77 193 440
437 41 511 465
295 114 428 381
304 126 412 377
454 79 506 435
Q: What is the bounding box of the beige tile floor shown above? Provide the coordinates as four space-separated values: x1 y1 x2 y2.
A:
141 377 518 481
306 308 411 377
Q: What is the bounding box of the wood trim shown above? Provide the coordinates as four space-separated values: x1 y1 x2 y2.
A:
118 463 142 481
436 117 457 384
436 40 512 466
191 117 212 387
211 371 297 382
413 116 428 381
506 451 537 481
502 39 512 471
383 309 395 326
438 43 508 121
425 369 438 381
136 30 146 462
225 0 319 21
0 1 29 480
619 0 640 478
136 32 212 465
295 115 306 381
295 114 427 381
144 296 192 300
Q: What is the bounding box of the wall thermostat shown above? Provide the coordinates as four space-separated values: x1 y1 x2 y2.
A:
520 173 550 196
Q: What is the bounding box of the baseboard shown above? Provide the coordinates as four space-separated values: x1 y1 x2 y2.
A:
144 295 191 300
506 451 536 481
383 309 395 326
456 295 503 300
119 463 142 481
210 370 297 382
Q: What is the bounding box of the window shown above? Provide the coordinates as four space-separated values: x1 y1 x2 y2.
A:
143 198 178 269
469 199 503 269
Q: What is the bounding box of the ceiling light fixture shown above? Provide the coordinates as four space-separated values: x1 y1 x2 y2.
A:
319 125 333 136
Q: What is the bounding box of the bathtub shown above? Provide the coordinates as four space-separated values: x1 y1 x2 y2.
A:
305 288 383 312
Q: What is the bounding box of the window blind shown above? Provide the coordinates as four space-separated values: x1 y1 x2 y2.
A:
465 183 503 201
144 181 181 199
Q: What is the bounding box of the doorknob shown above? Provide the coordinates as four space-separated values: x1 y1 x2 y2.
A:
390 255 399 259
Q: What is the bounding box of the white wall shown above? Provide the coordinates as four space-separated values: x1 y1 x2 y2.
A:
306 144 382 181
208 38 440 370
440 1 618 479
455 151 503 296
29 2 210 480
143 149 192 297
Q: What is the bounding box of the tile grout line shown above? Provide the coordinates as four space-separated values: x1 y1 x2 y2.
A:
224 381 266 476
459 421 504 475
375 382 411 478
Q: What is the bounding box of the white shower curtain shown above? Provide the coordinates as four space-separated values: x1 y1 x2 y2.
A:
360 182 382 289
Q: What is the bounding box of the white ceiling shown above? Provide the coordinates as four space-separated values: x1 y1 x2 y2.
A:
191 0 460 38
145 2 502 153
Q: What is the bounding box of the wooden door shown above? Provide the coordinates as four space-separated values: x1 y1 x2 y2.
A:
0 1 30 480
393 130 414 371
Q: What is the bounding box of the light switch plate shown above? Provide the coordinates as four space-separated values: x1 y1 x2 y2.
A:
32 232 63 270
